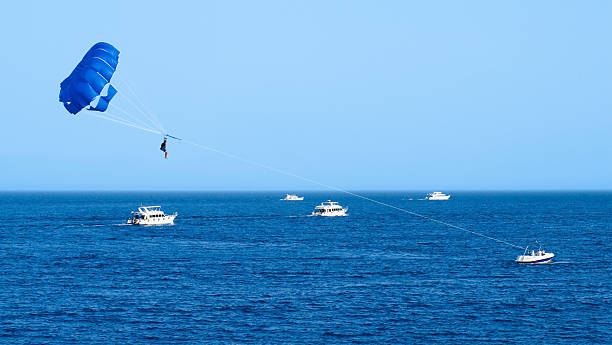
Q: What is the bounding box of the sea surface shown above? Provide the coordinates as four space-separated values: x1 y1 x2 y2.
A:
0 191 610 344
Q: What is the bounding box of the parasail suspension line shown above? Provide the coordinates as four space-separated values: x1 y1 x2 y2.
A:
114 90 165 133
107 103 159 132
87 112 163 136
111 71 167 133
112 77 167 133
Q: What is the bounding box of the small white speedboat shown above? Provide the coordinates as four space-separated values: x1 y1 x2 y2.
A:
312 200 348 217
516 247 555 264
126 205 177 226
425 192 451 200
281 194 304 201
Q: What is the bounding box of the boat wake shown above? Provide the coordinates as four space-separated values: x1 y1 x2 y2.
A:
62 224 106 228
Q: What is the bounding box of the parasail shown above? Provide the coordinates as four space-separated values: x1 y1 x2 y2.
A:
59 42 119 115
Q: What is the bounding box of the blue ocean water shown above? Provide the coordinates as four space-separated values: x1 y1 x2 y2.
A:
0 191 610 344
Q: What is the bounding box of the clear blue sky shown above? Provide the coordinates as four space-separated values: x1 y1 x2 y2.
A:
1 1 610 190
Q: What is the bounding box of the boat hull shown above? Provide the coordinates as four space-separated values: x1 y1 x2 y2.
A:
127 214 177 226
311 210 348 217
516 253 554 264
426 196 451 200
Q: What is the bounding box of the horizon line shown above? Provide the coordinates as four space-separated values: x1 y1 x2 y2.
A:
1 189 610 193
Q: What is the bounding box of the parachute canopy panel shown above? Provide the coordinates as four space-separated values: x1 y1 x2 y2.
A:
59 42 120 115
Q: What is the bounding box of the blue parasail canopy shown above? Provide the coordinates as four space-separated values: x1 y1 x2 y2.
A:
59 42 119 115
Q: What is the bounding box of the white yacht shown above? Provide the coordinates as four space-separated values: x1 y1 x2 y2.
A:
425 192 451 200
516 247 555 264
281 194 304 201
126 206 177 226
312 200 348 217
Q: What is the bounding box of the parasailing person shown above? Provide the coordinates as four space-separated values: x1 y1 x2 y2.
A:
160 138 168 159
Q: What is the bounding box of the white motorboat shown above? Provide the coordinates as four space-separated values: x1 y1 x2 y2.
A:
126 205 177 226
425 192 451 200
281 194 304 201
516 246 555 264
312 200 348 217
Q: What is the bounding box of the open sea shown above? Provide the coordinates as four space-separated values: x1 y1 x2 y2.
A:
0 191 610 344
